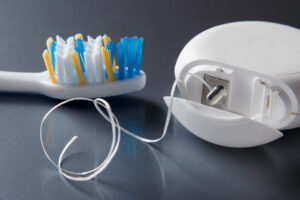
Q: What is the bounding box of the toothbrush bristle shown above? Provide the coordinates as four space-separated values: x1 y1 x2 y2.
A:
75 33 83 40
42 50 56 83
70 50 85 85
46 37 54 49
101 47 114 82
42 34 143 85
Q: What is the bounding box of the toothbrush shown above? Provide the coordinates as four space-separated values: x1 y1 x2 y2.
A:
0 34 145 99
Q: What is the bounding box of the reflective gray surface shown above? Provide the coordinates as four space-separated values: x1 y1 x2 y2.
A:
0 0 300 199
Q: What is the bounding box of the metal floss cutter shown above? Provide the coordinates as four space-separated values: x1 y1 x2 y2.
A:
164 21 300 147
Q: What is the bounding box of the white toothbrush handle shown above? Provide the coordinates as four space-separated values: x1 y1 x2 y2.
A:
0 71 43 93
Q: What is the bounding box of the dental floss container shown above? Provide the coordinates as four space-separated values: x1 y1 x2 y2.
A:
165 21 300 148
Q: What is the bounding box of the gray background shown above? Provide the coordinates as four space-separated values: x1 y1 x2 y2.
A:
0 0 300 199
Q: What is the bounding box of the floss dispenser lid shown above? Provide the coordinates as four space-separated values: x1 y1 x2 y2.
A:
166 21 300 147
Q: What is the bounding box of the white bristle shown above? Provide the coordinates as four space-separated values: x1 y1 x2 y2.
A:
85 47 92 55
93 51 104 83
63 53 72 84
65 42 73 52
66 36 74 46
56 36 66 45
87 35 94 44
84 43 92 52
55 45 64 55
84 52 94 83
84 35 105 83
95 35 103 46
55 52 65 83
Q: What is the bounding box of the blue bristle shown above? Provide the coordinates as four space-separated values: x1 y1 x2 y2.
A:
49 41 56 72
75 38 86 72
135 38 144 75
127 37 138 78
131 36 138 41
75 38 84 53
121 37 129 46
106 41 115 66
116 42 126 79
121 37 129 67
131 36 139 74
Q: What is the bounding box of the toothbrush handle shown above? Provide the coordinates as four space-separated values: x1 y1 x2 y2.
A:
0 71 43 93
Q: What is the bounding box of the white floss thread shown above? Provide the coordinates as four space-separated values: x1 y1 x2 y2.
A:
40 74 212 181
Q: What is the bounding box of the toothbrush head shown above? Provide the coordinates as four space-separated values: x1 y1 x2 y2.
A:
41 34 146 99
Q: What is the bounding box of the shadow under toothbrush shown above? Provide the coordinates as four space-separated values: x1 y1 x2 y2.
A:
0 92 171 138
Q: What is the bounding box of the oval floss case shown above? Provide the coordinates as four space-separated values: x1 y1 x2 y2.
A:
165 21 300 147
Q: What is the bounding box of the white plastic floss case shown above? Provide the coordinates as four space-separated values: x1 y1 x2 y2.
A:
164 21 300 148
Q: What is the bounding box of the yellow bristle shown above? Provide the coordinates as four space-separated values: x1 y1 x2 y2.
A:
46 37 57 71
113 58 117 70
75 33 83 40
42 50 56 83
46 37 53 49
101 47 114 81
70 50 85 85
102 34 111 46
102 35 115 69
